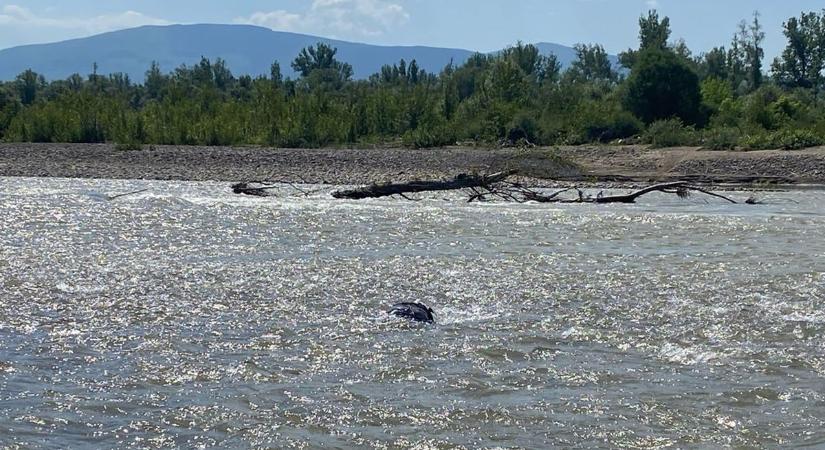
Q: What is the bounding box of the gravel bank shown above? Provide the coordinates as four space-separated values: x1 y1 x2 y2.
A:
1 143 825 186
0 143 580 185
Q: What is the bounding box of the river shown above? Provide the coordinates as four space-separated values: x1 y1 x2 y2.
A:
1 177 824 448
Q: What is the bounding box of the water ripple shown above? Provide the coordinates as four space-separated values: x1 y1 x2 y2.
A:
1 177 824 448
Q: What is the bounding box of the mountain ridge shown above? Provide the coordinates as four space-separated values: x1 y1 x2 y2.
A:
0 24 617 81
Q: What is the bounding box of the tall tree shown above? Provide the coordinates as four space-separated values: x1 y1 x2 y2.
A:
744 12 766 90
622 49 702 124
270 62 283 86
727 12 765 93
771 10 825 90
698 47 729 80
15 69 44 106
211 58 234 91
639 10 671 50
500 42 560 83
291 43 353 82
620 10 672 68
568 44 617 82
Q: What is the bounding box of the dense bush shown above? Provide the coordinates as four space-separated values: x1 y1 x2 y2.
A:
1 10 824 155
506 113 541 144
622 49 702 125
741 129 824 150
773 129 823 150
644 119 698 147
702 127 740 150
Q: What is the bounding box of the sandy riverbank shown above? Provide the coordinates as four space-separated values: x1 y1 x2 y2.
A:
1 143 824 186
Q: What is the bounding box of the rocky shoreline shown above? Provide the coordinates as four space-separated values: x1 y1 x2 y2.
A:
1 143 824 187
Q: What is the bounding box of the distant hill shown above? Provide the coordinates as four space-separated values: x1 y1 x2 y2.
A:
0 24 616 82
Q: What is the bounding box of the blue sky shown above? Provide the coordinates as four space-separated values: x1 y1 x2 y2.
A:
0 1 819 61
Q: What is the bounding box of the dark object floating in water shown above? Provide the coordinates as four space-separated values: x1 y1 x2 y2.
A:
388 303 435 324
232 182 277 197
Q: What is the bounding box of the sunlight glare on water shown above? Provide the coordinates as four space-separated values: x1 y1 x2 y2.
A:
1 177 824 448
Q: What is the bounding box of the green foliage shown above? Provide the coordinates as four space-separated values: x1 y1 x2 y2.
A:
0 10 823 155
702 127 740 150
15 69 44 106
500 42 561 83
623 49 702 124
772 11 825 89
506 112 540 143
401 125 456 148
739 131 775 150
701 77 734 112
773 129 823 150
572 102 643 143
292 43 353 79
741 129 824 150
292 43 354 90
644 119 698 147
639 10 671 50
619 10 671 68
567 44 617 83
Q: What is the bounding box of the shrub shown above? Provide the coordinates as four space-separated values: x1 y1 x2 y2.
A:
701 77 734 113
506 113 540 143
622 49 702 125
538 121 567 145
740 129 823 150
702 127 740 150
644 119 698 147
582 111 643 143
773 129 823 150
739 131 775 150
568 101 643 143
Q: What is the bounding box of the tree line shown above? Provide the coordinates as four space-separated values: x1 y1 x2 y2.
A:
1 9 825 150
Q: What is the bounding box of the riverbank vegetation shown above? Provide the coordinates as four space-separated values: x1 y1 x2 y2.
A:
1 10 824 150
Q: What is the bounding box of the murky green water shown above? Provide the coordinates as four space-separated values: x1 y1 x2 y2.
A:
1 177 824 449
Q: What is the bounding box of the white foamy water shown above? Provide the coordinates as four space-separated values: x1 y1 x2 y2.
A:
1 177 824 448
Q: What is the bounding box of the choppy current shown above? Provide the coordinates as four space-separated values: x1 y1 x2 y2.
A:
1 177 824 449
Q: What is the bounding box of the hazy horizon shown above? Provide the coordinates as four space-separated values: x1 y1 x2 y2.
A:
0 1 821 61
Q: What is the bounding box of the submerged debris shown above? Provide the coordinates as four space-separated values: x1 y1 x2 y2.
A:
231 182 278 197
388 303 435 324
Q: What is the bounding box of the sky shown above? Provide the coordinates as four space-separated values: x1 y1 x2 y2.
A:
0 1 819 61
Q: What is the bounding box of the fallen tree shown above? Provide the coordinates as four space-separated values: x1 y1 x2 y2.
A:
331 170 517 200
518 181 739 204
233 171 755 205
332 172 749 204
232 181 328 197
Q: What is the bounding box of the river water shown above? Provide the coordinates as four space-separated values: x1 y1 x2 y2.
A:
0 177 824 449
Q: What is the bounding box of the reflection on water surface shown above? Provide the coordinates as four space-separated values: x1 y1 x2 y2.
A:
1 178 824 448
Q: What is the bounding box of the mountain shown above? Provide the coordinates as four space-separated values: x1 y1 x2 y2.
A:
0 24 614 82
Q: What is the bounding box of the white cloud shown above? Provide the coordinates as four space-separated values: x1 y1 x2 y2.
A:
0 4 170 34
645 0 659 8
244 10 304 31
235 0 410 38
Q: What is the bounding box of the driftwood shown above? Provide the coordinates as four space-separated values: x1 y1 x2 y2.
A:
232 182 279 197
232 181 336 197
331 170 517 200
583 182 736 204
233 171 754 205
492 181 740 204
106 188 149 200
